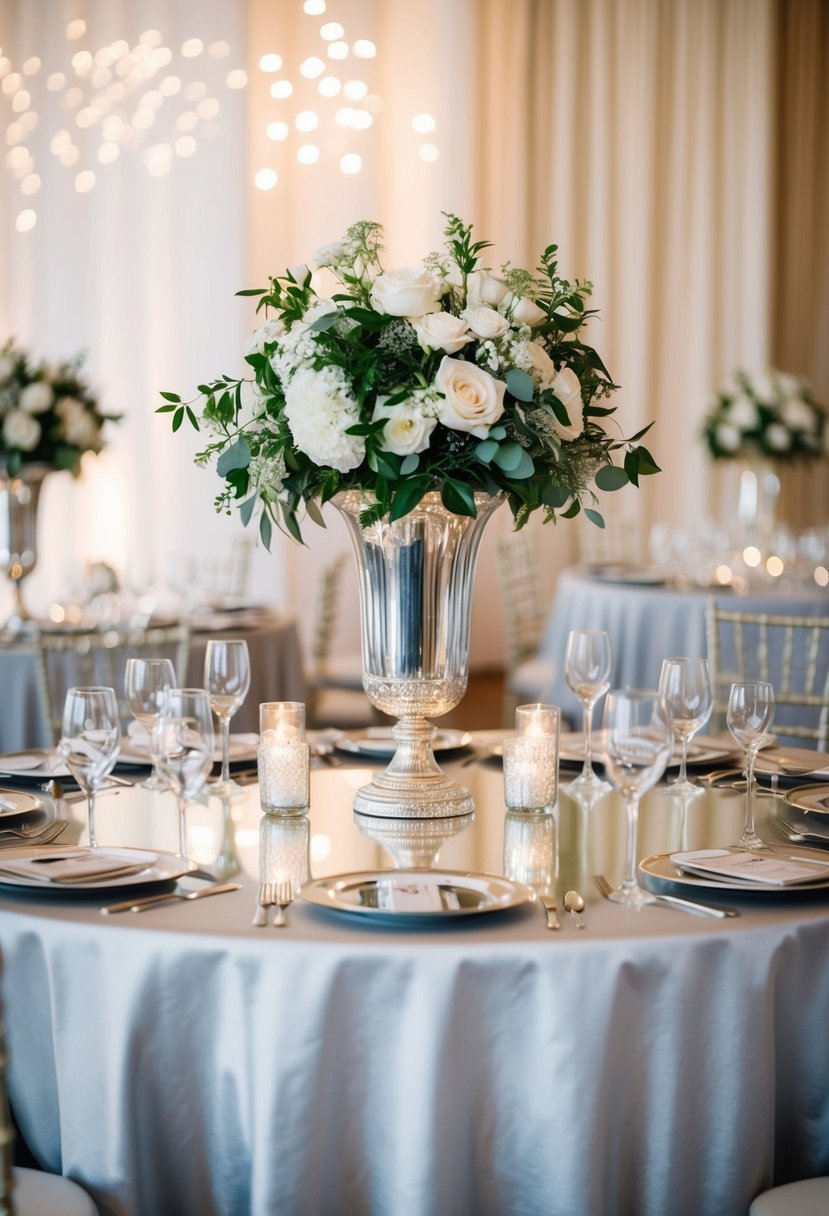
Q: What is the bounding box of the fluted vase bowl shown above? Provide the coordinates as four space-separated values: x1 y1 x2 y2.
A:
334 490 503 819
0 464 50 633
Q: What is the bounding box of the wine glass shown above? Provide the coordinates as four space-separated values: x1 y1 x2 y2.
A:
124 658 177 791
154 688 214 859
59 687 121 848
726 681 775 850
599 689 673 905
565 629 612 791
658 657 713 798
204 639 251 795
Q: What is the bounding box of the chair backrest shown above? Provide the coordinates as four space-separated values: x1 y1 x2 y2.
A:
577 514 639 568
706 602 829 748
34 622 191 746
495 531 547 671
311 554 349 678
0 972 13 1216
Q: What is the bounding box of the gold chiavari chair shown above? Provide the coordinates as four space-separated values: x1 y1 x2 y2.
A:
705 603 829 748
34 622 191 746
495 531 555 724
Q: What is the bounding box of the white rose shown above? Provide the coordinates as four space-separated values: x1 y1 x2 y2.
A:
524 341 557 388
714 422 741 452
435 356 506 439
244 317 285 356
467 271 509 308
55 397 100 447
0 355 14 382
373 395 437 456
370 268 442 317
507 294 547 327
3 408 41 451
288 263 311 282
727 394 759 430
750 371 776 404
780 398 816 431
765 424 791 451
311 240 347 269
294 298 338 334
550 367 584 441
777 372 801 397
412 312 472 355
239 380 265 415
283 366 365 473
19 381 54 414
462 305 510 341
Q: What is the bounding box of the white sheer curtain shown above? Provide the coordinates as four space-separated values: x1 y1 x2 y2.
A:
0 0 822 665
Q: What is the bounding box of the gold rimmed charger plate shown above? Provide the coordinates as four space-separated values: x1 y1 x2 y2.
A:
299 868 531 923
754 747 829 778
0 845 196 894
784 784 829 816
640 849 829 896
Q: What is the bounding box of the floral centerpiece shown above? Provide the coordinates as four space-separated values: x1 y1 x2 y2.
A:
161 215 657 544
0 339 115 476
703 369 826 462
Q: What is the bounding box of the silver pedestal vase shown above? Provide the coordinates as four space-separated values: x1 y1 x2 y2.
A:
0 464 50 633
334 489 503 819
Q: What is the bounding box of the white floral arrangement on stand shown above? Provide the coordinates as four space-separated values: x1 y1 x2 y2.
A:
703 369 826 463
0 339 116 476
161 214 657 542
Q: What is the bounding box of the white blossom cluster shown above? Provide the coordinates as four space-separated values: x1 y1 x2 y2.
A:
704 369 826 462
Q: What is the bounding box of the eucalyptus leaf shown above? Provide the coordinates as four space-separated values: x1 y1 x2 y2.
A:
474 439 498 464
216 437 252 477
259 510 273 551
595 465 629 492
239 495 257 527
400 453 420 475
584 508 605 529
493 443 524 472
506 368 534 403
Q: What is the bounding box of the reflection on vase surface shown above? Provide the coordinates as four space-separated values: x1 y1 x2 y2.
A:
334 490 502 819
502 810 558 895
355 811 474 868
0 464 50 630
259 813 311 893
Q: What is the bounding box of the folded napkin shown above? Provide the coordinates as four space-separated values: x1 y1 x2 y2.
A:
0 850 151 885
377 878 460 911
0 751 64 775
671 848 829 887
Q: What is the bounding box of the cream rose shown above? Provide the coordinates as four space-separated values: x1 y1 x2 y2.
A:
413 312 472 354
462 305 509 341
311 240 347 269
466 271 509 308
727 395 759 430
715 422 741 452
550 367 584 441
55 397 100 447
765 423 791 451
508 294 547 327
373 395 437 456
435 356 506 439
244 317 285 356
19 381 54 414
780 398 816 431
3 408 41 451
370 268 442 317
524 341 557 388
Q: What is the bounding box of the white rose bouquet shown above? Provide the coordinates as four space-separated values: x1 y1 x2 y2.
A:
161 215 657 544
703 369 826 463
0 339 116 476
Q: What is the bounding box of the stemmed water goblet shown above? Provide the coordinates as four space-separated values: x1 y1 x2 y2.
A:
204 639 251 795
658 657 713 798
124 658 177 791
599 689 673 906
154 688 214 859
726 681 775 850
565 629 612 791
59 686 122 848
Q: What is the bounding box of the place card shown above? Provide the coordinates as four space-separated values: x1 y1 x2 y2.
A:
376 878 458 912
671 848 829 886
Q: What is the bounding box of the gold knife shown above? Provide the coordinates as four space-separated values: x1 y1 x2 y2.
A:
101 881 241 915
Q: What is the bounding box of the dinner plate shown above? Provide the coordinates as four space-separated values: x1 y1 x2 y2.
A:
332 728 472 758
557 732 732 769
754 747 829 778
0 750 70 781
0 845 195 894
0 789 42 818
784 783 829 816
299 868 532 923
586 565 668 586
640 850 829 896
117 732 259 767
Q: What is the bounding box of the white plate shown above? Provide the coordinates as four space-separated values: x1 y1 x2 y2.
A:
754 747 829 778
118 733 259 767
557 732 732 769
0 845 195 894
0 789 42 818
784 784 829 816
332 728 472 758
299 868 531 923
586 565 667 586
640 850 829 896
0 751 70 781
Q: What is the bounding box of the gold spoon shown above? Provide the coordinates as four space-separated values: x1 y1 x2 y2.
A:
563 889 586 929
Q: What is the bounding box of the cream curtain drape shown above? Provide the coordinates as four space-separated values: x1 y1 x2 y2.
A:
0 0 825 664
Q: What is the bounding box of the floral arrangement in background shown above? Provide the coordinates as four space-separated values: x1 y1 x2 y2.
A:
161 214 658 544
0 340 116 476
703 369 826 462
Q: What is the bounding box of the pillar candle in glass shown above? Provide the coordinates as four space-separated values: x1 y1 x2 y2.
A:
503 736 558 812
515 703 560 741
258 702 310 813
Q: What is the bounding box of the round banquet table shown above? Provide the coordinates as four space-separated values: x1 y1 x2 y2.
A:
539 567 829 729
1 757 829 1216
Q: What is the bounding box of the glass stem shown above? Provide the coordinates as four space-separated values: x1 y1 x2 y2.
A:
581 701 594 780
620 795 640 893
677 735 689 786
744 747 757 840
87 789 97 849
177 796 188 859
221 716 231 787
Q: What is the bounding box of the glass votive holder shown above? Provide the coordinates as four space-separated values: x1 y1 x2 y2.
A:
259 813 311 893
503 735 558 812
502 809 558 893
258 702 310 814
515 703 560 740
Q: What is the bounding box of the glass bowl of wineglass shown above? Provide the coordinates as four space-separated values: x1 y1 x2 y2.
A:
658 657 713 799
565 629 612 792
727 681 775 850
204 639 251 796
59 686 121 848
125 657 177 791
154 688 214 859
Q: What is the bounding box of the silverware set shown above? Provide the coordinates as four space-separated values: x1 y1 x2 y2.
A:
102 881 241 915
0 819 69 846
593 872 739 919
252 880 293 928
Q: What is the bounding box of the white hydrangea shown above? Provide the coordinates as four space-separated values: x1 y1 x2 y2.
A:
269 324 320 386
245 317 285 356
248 450 287 495
284 365 365 473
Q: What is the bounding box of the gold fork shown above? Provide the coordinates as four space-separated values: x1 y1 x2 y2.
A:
272 880 293 928
252 881 275 927
593 873 738 919
0 819 69 845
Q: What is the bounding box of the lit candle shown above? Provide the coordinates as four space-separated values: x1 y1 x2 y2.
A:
258 702 310 813
516 702 560 740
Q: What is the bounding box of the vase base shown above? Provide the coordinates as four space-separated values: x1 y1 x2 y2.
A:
353 771 475 820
